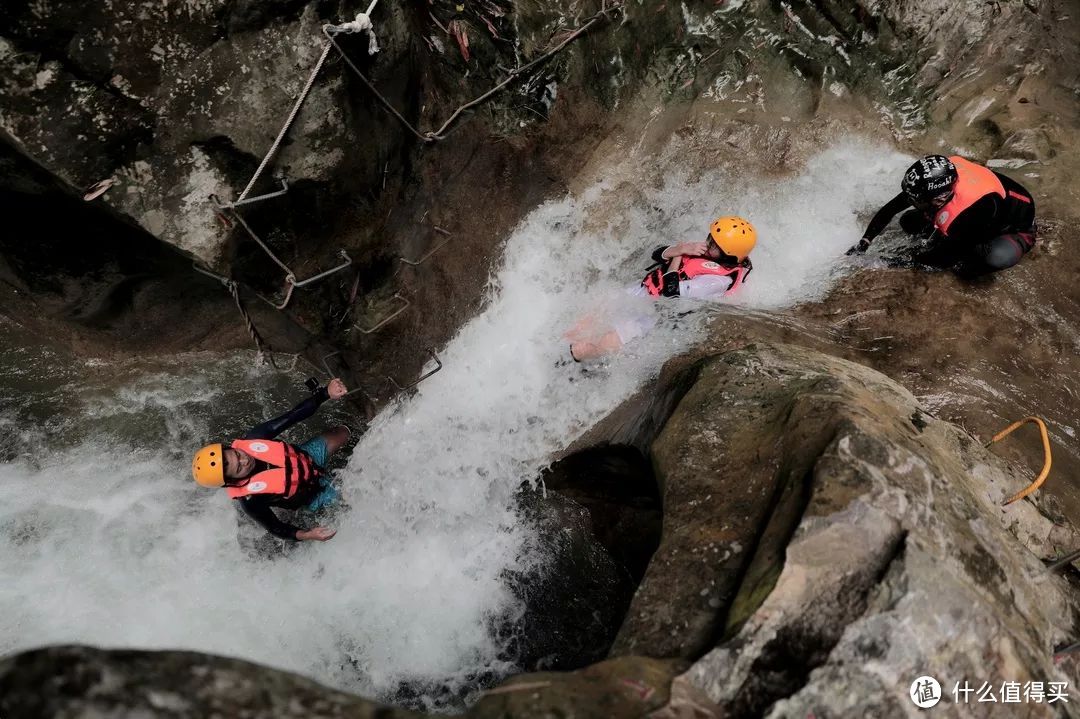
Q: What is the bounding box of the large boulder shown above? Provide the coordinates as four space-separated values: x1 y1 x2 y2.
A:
625 344 1080 717
0 645 422 719
0 645 680 719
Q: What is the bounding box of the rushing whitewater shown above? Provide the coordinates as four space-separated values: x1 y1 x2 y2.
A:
0 140 909 708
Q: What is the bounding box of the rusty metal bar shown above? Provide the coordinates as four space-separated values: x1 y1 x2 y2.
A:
387 349 442 391
354 293 409 334
400 233 452 267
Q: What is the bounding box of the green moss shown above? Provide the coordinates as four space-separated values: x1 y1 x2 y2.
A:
723 557 785 639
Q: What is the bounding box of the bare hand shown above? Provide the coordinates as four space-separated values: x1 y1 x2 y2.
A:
327 378 348 399
297 526 337 542
671 241 708 257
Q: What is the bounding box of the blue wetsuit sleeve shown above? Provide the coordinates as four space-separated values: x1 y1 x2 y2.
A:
239 498 301 540
242 387 330 440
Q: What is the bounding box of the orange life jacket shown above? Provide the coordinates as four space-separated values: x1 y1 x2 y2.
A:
643 256 751 297
933 156 1006 236
226 439 321 500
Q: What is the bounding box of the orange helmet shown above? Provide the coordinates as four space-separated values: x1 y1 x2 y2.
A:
192 443 225 487
709 216 756 261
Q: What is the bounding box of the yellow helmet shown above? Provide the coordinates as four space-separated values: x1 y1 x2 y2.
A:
192 443 225 488
709 216 756 261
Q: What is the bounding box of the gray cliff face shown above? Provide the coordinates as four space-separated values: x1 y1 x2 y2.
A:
1 1 400 266
1 0 1047 267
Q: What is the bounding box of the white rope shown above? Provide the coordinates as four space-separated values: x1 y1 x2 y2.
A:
236 40 335 203
327 13 380 55
236 9 381 203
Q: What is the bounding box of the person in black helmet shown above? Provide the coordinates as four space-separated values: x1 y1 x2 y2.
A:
847 154 1037 275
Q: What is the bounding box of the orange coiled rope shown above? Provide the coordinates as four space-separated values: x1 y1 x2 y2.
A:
986 416 1053 506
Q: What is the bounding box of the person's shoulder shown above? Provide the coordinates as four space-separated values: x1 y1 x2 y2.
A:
960 194 999 214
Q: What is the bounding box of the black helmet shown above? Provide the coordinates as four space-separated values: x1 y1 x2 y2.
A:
901 155 957 204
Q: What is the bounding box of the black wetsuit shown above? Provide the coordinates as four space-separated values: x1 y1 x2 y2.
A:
862 172 1036 274
235 387 330 540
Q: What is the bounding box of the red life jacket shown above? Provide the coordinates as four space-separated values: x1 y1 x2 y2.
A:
933 156 1006 236
643 257 751 297
226 439 321 500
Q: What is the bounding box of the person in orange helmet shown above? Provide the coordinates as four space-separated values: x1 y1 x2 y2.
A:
567 216 755 361
191 378 351 543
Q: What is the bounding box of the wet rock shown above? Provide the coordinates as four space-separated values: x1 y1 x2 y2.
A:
610 347 851 660
0 645 421 719
541 444 663 584
650 344 1080 717
503 491 638 673
0 139 263 354
1000 128 1056 162
0 644 680 719
467 655 681 719
0 1 404 266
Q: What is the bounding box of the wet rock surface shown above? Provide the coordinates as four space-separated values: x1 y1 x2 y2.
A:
541 444 663 585
650 343 1080 718
0 645 422 719
0 644 681 719
501 490 639 675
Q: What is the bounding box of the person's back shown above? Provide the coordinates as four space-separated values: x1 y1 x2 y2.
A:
850 154 1037 275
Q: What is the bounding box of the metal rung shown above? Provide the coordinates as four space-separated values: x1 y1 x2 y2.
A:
293 250 353 287
263 352 301 372
205 194 353 309
1047 547 1080 573
387 349 442 391
215 179 290 209
400 231 452 266
354 293 409 334
296 353 332 379
314 350 372 401
253 281 296 311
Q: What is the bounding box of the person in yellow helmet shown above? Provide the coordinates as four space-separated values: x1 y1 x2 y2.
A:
567 216 756 361
192 377 351 543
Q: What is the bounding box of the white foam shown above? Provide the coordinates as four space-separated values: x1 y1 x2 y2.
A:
0 137 909 708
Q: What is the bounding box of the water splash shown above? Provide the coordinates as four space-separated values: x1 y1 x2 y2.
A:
0 138 910 708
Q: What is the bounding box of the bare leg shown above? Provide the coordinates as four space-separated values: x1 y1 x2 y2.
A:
570 330 625 361
321 425 352 458
563 313 600 343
